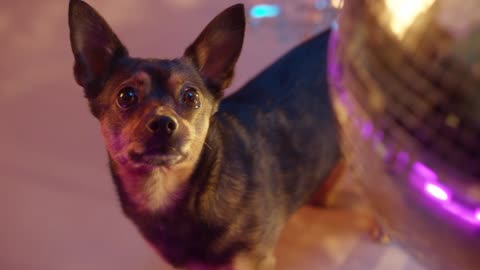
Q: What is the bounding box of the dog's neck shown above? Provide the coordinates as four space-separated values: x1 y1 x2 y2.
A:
109 118 223 216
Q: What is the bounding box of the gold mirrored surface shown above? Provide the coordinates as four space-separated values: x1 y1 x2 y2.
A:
330 0 480 269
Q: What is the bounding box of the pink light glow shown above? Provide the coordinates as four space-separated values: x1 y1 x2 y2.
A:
425 183 449 201
396 151 410 167
411 165 480 226
413 162 438 181
443 203 480 226
361 122 374 138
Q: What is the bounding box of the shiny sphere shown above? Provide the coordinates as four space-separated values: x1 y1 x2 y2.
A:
328 0 480 269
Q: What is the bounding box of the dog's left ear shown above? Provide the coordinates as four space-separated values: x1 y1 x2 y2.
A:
184 4 245 98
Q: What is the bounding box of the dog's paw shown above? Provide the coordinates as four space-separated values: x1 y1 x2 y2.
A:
369 220 391 244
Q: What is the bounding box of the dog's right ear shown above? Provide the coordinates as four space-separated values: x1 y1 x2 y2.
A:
68 0 128 98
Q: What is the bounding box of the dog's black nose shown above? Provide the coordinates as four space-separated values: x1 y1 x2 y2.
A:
146 116 178 137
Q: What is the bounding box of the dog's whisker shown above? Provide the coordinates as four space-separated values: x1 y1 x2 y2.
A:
204 142 213 151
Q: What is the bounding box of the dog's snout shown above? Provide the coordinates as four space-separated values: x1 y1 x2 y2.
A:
146 115 178 137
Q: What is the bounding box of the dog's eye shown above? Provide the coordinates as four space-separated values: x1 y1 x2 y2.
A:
116 87 138 109
181 87 200 109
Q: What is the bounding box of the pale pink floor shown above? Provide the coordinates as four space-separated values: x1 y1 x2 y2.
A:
0 0 425 269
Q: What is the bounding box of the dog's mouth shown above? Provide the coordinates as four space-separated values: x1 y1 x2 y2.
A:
127 146 187 167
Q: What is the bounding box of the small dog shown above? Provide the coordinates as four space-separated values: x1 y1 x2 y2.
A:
68 0 341 269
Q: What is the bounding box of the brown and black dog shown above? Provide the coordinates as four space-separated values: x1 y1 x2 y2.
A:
68 0 341 269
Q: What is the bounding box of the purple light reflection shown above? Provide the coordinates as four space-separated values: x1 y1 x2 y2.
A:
443 203 480 226
396 151 410 167
361 122 374 139
410 162 480 226
476 211 480 221
413 162 438 181
425 183 449 201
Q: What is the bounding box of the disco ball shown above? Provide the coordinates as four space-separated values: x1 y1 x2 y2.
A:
328 0 480 269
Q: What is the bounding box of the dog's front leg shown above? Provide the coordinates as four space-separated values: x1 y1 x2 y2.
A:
183 255 274 270
232 251 276 270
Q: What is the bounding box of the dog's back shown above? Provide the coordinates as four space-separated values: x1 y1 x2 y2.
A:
217 30 341 215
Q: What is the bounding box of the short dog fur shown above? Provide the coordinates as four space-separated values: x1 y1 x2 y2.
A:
68 1 341 269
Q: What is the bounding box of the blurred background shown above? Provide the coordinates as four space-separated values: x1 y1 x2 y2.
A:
0 0 425 269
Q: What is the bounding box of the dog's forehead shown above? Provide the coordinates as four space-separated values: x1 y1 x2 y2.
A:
135 59 203 87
